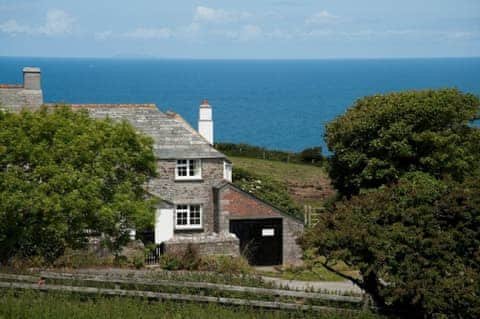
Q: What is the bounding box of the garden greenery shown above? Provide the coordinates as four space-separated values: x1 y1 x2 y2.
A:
0 106 156 263
304 89 480 318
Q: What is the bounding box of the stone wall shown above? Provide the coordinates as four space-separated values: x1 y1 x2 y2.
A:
282 215 304 265
148 158 225 234
164 233 239 257
0 87 43 111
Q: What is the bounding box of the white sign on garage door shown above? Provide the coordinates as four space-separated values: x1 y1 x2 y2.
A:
262 228 275 236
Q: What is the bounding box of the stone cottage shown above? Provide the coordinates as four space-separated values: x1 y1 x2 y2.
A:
0 67 304 265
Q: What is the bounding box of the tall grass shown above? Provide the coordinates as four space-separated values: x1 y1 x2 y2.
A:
0 290 383 319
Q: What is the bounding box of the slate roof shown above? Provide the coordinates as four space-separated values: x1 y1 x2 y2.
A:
65 104 227 160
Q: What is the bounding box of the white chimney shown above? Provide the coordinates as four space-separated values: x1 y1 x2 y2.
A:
198 99 213 144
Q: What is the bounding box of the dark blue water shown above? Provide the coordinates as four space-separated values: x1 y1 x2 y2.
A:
1 57 479 152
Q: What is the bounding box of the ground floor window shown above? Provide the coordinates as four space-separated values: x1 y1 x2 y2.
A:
175 204 202 229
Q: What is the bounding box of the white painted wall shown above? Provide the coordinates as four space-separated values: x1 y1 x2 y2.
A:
199 121 213 144
199 107 212 120
155 208 174 244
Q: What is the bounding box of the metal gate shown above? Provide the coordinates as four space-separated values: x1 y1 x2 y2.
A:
230 218 283 266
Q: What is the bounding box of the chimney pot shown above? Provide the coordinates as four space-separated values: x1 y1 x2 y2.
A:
23 67 41 90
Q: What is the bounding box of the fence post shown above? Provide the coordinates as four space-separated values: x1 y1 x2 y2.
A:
304 205 307 225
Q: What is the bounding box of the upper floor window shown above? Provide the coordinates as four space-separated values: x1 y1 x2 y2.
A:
176 159 201 180
175 204 202 229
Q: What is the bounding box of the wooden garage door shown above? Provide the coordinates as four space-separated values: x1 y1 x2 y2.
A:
229 218 282 266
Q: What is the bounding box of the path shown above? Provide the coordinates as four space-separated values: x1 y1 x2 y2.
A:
261 276 363 294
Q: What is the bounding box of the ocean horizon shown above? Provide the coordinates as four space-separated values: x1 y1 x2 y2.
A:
1 56 479 153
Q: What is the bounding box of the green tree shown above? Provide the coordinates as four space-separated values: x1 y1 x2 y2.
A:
300 146 323 164
325 89 480 197
301 172 480 318
0 106 156 263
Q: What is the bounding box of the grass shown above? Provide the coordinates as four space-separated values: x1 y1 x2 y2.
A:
229 156 328 185
0 290 385 319
257 255 360 283
229 156 334 207
260 265 349 282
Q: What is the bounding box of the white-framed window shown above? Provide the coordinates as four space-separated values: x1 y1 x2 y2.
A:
175 204 202 229
175 159 202 180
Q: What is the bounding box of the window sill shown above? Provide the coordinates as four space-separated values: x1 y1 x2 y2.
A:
174 177 203 182
175 226 203 231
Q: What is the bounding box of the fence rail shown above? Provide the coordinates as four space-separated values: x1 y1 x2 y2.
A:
34 272 362 303
0 281 359 313
0 272 368 313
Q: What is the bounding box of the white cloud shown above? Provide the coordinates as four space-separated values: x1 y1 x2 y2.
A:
194 6 251 24
124 27 172 39
212 25 262 42
0 9 74 36
94 30 113 40
447 31 476 40
305 10 338 25
0 19 32 34
39 9 74 35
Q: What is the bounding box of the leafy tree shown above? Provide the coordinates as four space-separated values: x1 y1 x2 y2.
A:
301 172 480 318
325 89 480 197
0 106 156 263
300 146 323 164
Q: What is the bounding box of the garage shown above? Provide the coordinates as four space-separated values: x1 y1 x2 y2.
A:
230 218 283 265
215 182 304 265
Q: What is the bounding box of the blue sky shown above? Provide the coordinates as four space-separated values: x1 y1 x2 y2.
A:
0 0 479 59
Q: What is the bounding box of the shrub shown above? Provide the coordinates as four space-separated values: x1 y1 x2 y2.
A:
302 173 480 318
300 147 324 164
215 143 324 166
53 248 112 269
132 256 144 269
199 255 252 274
113 255 129 267
159 247 252 274
159 253 184 271
325 89 480 197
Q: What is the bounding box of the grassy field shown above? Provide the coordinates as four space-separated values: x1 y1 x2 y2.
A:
229 156 334 207
0 290 383 319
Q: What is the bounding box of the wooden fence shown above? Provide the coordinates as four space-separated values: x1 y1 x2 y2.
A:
304 205 325 227
0 272 369 313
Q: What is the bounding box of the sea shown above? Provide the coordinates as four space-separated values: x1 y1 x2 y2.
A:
1 57 479 153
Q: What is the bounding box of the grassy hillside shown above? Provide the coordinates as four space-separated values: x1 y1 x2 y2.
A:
230 156 335 208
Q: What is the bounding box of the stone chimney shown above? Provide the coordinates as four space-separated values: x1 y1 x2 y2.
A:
23 67 41 90
198 99 213 144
